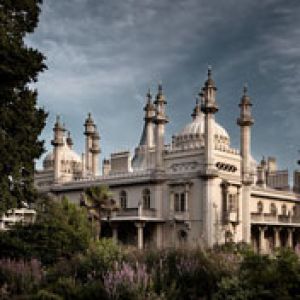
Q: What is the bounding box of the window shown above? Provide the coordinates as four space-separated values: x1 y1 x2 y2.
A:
142 189 151 209
270 203 277 215
175 192 186 212
228 194 236 212
257 201 263 213
282 204 287 216
120 191 127 209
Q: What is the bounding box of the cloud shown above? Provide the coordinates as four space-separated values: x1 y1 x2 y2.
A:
26 0 300 173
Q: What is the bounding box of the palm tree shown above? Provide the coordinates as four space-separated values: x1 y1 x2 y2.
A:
80 185 118 240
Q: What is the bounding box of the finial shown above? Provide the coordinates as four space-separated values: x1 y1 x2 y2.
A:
208 65 212 78
158 82 163 94
146 88 152 101
243 83 248 95
56 115 60 123
67 131 71 138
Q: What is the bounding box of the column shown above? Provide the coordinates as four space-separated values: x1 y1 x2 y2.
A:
259 226 267 254
156 224 163 249
111 224 118 243
287 228 293 248
274 227 281 248
135 222 145 250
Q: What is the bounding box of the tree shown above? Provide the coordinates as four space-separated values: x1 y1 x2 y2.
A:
0 196 92 265
81 185 118 240
0 0 47 212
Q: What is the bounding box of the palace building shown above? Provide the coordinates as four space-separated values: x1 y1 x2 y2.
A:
35 69 300 253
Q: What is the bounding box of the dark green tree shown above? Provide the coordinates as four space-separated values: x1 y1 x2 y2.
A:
0 196 92 265
0 0 47 212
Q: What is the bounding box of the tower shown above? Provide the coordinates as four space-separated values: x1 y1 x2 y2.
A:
144 89 156 148
84 113 95 174
154 84 168 170
201 67 219 247
91 127 101 176
51 116 65 183
237 85 254 243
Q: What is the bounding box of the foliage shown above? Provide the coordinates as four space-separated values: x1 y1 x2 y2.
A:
0 258 43 298
83 185 118 239
0 196 92 264
0 0 47 212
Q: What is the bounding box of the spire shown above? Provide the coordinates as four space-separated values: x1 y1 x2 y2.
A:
144 89 155 120
201 67 218 114
54 115 64 130
237 84 254 127
66 131 73 148
204 65 217 90
154 82 166 105
84 112 95 135
191 96 201 119
240 83 252 106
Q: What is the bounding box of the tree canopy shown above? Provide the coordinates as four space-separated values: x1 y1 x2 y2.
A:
0 0 47 212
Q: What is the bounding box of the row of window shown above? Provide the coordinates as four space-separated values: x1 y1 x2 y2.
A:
257 201 295 216
119 190 187 213
119 189 151 209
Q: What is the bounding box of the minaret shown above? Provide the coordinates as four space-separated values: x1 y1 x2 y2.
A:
191 96 202 120
237 85 254 243
201 67 219 247
144 89 156 148
66 131 73 149
154 84 168 170
202 67 218 169
91 126 101 176
51 116 65 183
84 113 95 174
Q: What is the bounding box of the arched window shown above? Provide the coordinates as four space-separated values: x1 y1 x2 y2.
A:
282 204 287 216
257 201 263 213
270 203 277 215
142 189 151 209
119 191 127 209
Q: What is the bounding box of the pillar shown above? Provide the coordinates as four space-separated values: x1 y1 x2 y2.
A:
112 225 118 243
201 67 219 248
135 222 145 250
287 228 293 248
274 227 281 248
259 226 267 254
84 113 95 173
156 224 163 249
51 116 65 183
91 129 101 176
237 85 254 244
154 84 168 170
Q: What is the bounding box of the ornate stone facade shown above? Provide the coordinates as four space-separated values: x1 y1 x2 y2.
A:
35 69 300 253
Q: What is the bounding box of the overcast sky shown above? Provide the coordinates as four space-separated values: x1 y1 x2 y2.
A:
27 0 300 175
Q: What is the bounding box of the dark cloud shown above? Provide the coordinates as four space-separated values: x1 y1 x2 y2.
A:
27 0 300 176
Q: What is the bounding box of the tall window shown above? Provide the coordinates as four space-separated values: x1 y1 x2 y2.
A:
257 201 263 213
228 194 236 212
120 191 127 209
175 193 186 212
270 203 277 215
143 189 151 209
282 204 287 216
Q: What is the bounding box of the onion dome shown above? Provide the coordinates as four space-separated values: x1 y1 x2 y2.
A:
172 108 230 151
43 141 82 171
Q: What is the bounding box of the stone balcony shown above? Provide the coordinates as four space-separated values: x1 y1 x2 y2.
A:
116 208 157 218
251 212 300 225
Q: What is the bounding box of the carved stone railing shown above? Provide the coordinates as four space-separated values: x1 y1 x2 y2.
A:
115 208 156 218
251 213 300 224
